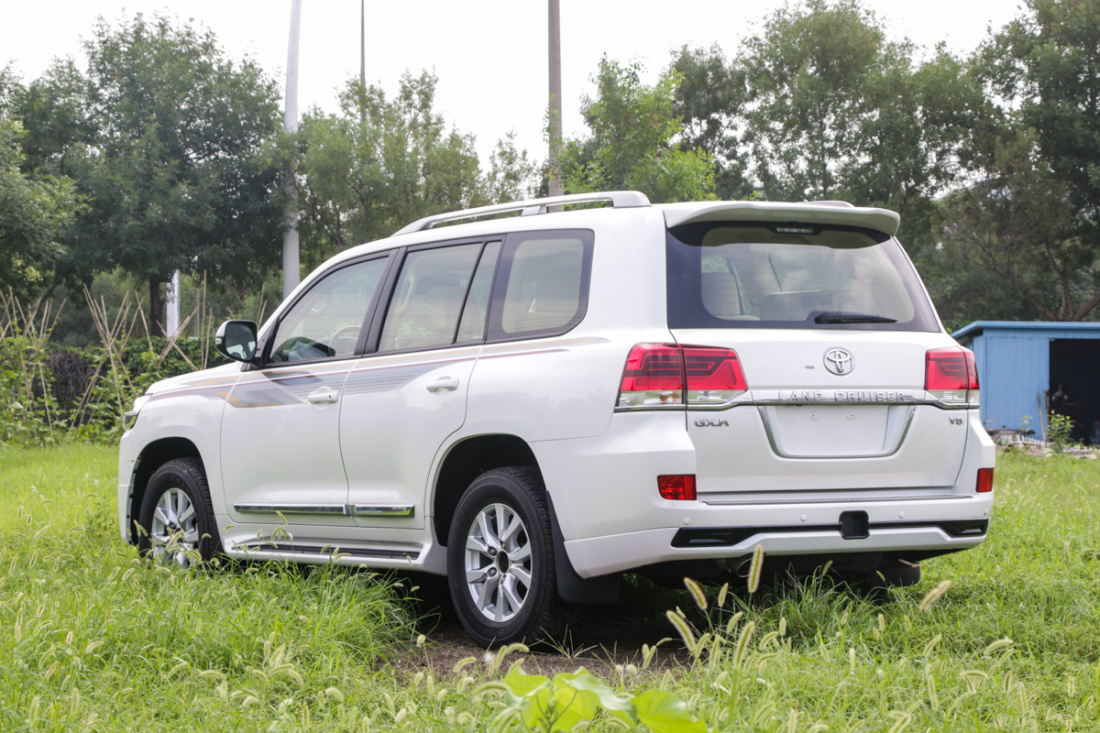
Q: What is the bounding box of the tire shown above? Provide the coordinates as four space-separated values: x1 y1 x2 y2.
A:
447 467 561 647
137 457 220 568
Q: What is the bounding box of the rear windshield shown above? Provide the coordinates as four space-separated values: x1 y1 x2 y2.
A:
666 222 938 331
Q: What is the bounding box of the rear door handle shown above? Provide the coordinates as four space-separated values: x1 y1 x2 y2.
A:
307 387 338 405
426 376 460 393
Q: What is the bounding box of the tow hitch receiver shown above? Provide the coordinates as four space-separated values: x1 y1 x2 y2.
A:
839 511 869 540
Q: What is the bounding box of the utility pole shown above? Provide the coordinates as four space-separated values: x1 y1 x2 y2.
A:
282 0 302 298
548 0 563 198
360 0 367 123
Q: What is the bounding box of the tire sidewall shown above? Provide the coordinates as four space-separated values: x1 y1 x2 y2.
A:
447 470 555 646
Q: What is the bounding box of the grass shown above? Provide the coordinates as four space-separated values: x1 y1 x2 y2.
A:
1 444 1098 731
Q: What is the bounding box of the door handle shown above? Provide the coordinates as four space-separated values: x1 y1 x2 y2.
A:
426 376 460 393
307 387 338 405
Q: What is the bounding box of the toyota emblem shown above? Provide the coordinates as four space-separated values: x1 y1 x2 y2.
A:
823 348 854 376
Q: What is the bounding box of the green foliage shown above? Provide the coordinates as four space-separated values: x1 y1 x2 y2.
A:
740 0 976 217
1 444 1099 731
0 118 82 299
294 72 536 270
669 45 752 199
35 14 285 332
1046 412 1075 451
561 58 717 203
940 0 1100 321
0 295 65 446
500 665 706 733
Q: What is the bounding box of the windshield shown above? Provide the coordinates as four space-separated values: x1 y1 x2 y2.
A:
666 222 938 331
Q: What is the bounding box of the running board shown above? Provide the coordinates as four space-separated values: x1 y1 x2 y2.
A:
234 540 419 562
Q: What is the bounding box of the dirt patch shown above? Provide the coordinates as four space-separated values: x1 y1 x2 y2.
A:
395 574 691 677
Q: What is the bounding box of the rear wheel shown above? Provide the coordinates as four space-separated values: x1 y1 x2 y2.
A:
447 467 561 647
137 458 220 568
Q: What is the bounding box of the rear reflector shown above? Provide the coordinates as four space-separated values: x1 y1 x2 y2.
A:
618 344 746 410
926 346 979 405
658 474 697 501
976 467 994 493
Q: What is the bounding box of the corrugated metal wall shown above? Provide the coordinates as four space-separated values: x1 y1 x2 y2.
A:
968 325 1100 432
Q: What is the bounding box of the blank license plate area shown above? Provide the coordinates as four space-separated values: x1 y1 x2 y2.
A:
762 404 901 458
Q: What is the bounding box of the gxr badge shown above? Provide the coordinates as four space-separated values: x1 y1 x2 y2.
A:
823 348 854 376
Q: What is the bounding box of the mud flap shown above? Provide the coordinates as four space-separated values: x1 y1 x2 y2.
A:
547 495 620 604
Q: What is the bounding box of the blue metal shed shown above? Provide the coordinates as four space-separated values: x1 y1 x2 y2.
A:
952 321 1100 441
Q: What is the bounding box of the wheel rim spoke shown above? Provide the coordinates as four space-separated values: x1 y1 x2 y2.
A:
501 576 523 616
509 541 531 563
466 564 490 584
509 565 532 588
477 510 500 551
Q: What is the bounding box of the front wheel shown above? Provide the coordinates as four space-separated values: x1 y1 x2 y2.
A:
447 467 561 647
137 457 220 568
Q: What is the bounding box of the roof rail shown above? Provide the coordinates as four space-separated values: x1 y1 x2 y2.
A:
393 190 651 236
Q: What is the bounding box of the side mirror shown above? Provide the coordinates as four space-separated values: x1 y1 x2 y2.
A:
215 320 258 363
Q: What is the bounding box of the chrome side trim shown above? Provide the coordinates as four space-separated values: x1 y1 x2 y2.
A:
350 504 415 518
233 504 349 516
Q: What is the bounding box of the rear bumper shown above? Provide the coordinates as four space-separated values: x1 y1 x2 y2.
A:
535 409 995 578
565 516 989 577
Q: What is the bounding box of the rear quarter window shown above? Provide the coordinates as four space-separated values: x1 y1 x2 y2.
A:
667 223 938 331
487 230 593 340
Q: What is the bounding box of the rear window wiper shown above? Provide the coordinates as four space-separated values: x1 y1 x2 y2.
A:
812 311 898 324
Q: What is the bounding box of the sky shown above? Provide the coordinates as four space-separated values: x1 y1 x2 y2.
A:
2 0 1023 163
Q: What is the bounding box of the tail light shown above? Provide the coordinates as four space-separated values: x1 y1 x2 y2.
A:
617 344 747 410
618 344 684 409
925 347 979 406
976 467 994 493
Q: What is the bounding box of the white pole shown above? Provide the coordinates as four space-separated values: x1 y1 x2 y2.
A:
166 270 180 338
282 0 302 298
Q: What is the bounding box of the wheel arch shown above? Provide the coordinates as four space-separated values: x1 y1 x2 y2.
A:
127 437 205 543
432 434 539 549
432 434 620 605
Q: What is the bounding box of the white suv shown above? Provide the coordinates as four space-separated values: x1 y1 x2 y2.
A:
118 191 995 645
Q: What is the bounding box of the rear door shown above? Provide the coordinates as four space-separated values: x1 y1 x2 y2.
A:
340 239 500 529
665 221 969 500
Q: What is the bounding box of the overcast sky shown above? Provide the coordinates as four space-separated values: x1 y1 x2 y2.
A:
2 1 1022 162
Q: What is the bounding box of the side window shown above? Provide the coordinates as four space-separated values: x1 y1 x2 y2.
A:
268 258 387 363
379 243 482 352
492 232 591 339
456 241 501 343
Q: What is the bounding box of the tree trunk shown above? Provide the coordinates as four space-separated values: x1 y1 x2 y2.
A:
149 278 164 337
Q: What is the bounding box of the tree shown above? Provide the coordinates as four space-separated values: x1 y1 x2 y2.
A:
560 58 716 203
735 0 982 267
669 45 752 199
0 118 81 298
943 0 1100 321
295 72 535 269
52 15 283 333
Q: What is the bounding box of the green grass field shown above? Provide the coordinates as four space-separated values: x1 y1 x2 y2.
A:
1 444 1097 731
